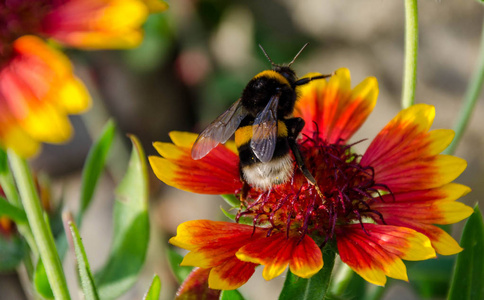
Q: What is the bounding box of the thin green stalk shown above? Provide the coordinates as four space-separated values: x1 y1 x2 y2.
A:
330 260 354 296
8 150 70 300
279 249 336 300
401 0 419 109
365 285 385 300
445 19 484 155
0 170 38 257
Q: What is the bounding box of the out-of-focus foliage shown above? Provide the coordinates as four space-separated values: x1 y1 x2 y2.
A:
448 205 484 300
142 275 162 300
69 221 100 300
94 135 150 299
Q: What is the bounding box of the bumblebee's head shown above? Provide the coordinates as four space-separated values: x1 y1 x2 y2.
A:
273 65 297 85
258 43 309 86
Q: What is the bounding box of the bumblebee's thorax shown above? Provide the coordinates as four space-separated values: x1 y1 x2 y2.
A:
241 68 297 118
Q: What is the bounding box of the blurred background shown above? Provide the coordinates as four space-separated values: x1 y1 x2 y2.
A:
2 0 484 299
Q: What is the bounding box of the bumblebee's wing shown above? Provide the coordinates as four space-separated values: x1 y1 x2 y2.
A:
251 94 279 163
191 98 247 160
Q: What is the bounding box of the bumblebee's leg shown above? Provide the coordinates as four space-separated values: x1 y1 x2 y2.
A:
240 180 250 204
238 164 250 205
286 118 325 200
293 72 334 86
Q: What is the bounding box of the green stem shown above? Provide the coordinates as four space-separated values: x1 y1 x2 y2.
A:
365 284 385 300
0 169 38 257
401 0 419 109
8 150 70 300
330 260 354 296
319 249 336 298
279 248 336 300
444 19 484 155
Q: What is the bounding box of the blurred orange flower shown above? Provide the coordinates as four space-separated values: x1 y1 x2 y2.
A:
0 0 167 156
0 36 90 156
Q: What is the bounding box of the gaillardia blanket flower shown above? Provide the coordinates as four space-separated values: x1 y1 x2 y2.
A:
149 68 473 289
0 0 167 156
0 35 90 157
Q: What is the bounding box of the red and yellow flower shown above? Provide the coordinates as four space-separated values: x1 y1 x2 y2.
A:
0 36 90 157
41 0 167 49
149 68 472 289
0 0 167 156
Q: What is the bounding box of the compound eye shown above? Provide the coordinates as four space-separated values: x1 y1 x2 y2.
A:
277 68 296 83
282 72 293 81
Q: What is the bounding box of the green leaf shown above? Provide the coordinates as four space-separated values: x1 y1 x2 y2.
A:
34 260 54 299
142 275 161 300
95 135 150 300
409 257 455 298
448 204 484 300
221 206 236 220
0 147 7 174
220 289 245 300
221 194 240 207
279 249 335 300
0 235 26 271
55 121 116 261
166 248 193 283
69 221 100 300
220 207 252 225
0 196 27 223
79 120 116 219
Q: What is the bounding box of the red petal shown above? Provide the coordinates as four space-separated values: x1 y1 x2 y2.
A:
295 68 377 144
170 220 265 290
289 235 324 278
237 232 323 280
376 218 464 255
150 132 241 194
361 104 466 193
170 220 266 267
209 257 257 290
336 224 435 286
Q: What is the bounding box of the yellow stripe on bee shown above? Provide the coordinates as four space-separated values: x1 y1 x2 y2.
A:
253 70 291 87
235 121 288 148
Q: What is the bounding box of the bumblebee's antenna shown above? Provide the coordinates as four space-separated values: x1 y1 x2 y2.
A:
288 42 309 67
259 44 276 67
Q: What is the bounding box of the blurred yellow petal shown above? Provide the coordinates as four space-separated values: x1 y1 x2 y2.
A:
65 31 144 49
1 126 40 157
58 77 91 113
22 104 73 143
43 0 153 49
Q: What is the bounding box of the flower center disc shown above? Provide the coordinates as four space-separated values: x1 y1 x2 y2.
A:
238 136 389 242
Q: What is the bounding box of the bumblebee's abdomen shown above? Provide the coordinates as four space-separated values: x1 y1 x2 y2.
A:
235 121 294 191
241 154 294 191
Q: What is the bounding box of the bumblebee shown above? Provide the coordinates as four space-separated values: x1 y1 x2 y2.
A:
191 44 331 193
